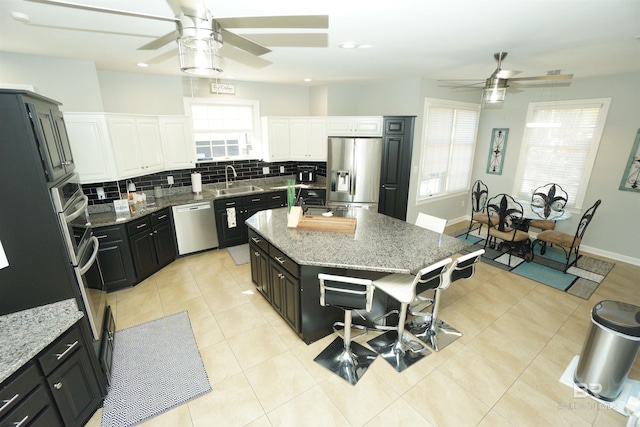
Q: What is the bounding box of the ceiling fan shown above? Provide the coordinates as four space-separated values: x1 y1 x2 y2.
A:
440 52 573 103
26 0 329 75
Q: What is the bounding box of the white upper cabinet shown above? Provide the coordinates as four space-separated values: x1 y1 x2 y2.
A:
326 116 383 136
262 117 291 162
289 118 327 161
107 115 164 179
159 116 196 170
63 113 118 184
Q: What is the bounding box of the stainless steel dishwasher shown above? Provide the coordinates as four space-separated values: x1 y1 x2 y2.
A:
172 201 219 255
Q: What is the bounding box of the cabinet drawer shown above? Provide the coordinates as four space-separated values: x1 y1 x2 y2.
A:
214 197 241 209
0 385 60 427
151 208 170 226
0 364 41 419
248 230 269 252
269 246 299 278
37 326 82 377
126 215 151 235
93 225 126 243
242 194 267 206
266 191 286 208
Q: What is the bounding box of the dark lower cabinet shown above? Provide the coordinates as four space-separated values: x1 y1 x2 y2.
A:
127 208 176 282
94 225 135 292
378 116 415 221
215 194 271 248
250 242 271 302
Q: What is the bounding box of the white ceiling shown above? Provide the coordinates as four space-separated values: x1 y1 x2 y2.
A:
1 0 639 87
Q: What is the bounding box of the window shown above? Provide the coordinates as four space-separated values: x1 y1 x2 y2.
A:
514 98 610 209
184 98 261 161
417 98 480 201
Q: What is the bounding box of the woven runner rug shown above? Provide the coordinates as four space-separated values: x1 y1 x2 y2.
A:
454 228 614 300
227 243 250 265
101 311 211 427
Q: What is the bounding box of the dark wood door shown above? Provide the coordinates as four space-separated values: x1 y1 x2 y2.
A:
129 231 157 281
153 220 176 268
250 243 271 302
269 261 284 314
281 269 300 332
378 116 415 221
214 198 245 248
95 225 135 292
26 101 67 182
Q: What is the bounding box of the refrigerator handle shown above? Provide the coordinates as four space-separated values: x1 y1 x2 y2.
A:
351 140 357 196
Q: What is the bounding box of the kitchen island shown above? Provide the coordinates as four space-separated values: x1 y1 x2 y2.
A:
246 207 470 343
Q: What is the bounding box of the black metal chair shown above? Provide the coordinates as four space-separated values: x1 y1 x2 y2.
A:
532 199 602 273
367 258 451 371
528 183 569 231
407 249 485 351
314 273 377 385
465 180 490 239
485 194 532 265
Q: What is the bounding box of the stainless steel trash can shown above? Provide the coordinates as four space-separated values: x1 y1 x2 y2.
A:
574 300 640 401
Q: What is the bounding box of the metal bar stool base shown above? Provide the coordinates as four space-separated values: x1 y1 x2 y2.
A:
367 330 431 372
314 337 378 385
407 318 462 352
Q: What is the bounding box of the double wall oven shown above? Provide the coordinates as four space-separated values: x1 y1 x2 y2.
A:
50 172 114 383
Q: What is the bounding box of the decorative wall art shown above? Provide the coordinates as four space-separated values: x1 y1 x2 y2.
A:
619 128 640 193
486 128 509 175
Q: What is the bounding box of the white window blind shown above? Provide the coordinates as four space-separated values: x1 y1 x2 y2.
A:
417 98 480 200
515 98 610 208
184 98 261 161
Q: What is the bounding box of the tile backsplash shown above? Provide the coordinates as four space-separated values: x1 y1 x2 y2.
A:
83 160 327 205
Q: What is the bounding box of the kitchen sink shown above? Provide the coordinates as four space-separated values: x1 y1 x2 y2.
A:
214 185 264 195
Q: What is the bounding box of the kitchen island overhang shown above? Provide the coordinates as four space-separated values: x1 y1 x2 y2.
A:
246 207 471 344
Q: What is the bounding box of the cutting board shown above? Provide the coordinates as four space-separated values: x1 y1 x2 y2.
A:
296 215 357 234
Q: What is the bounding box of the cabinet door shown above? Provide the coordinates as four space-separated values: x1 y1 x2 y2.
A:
137 118 163 173
269 261 284 314
288 119 308 160
129 231 157 281
281 268 300 332
52 111 75 175
250 243 270 302
46 348 101 427
108 117 143 177
64 114 117 184
94 225 135 292
26 102 67 182
214 198 245 248
378 117 414 221
352 117 383 136
326 117 353 136
159 116 196 170
153 220 176 268
262 118 290 162
307 119 328 160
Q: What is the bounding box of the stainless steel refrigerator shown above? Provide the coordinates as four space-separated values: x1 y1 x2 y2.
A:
327 137 382 208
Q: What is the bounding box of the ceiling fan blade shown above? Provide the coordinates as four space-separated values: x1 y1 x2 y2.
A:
175 0 209 20
138 31 177 50
215 15 329 29
509 74 573 82
221 29 271 56
496 69 521 79
219 45 272 69
509 81 572 88
25 0 178 22
243 33 328 48
438 82 484 89
145 49 179 65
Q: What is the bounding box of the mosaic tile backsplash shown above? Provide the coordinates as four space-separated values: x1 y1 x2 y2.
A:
83 160 327 205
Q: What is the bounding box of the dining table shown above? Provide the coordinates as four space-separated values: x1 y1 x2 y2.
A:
513 199 572 231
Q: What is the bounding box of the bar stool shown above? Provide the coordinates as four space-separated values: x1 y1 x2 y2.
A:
313 273 377 385
366 257 452 372
407 249 485 351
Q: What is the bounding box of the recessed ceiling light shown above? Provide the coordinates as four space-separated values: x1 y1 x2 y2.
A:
11 11 30 23
339 42 359 49
136 63 149 68
304 78 312 82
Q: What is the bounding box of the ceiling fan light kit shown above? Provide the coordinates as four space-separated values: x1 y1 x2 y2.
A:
177 15 224 75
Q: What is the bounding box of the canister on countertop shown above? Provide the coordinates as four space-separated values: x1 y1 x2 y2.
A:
154 186 163 198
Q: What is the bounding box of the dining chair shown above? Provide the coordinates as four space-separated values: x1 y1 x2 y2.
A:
415 212 447 233
528 183 569 231
465 180 490 239
485 194 531 265
531 199 602 273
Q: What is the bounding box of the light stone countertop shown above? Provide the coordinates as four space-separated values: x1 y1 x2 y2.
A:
246 207 471 274
0 299 83 383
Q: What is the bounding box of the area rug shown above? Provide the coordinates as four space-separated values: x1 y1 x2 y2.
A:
454 229 614 300
227 243 250 265
101 311 211 427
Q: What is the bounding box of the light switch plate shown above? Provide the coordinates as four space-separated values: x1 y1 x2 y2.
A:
167 176 174 185
96 187 105 200
280 166 285 173
262 166 270 175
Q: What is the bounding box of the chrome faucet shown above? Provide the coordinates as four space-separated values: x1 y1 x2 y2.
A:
225 165 237 189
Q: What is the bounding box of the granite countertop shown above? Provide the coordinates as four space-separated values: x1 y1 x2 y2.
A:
89 176 326 228
0 299 84 383
246 208 471 274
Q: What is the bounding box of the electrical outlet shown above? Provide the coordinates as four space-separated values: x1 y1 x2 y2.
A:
461 200 465 207
280 166 285 173
96 187 105 200
167 176 174 185
262 166 270 175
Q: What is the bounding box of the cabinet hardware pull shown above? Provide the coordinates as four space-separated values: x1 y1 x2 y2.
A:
14 414 29 427
154 230 158 234
53 382 63 390
136 223 147 229
254 252 260 257
274 257 286 265
252 198 261 202
251 237 261 243
55 340 78 360
96 234 107 239
157 215 167 220
149 232 154 236
0 394 19 414
272 195 281 199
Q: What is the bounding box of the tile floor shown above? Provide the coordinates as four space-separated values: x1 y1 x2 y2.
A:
86 222 639 426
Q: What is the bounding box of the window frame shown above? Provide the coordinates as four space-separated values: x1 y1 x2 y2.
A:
183 97 262 162
416 97 481 203
513 98 611 210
